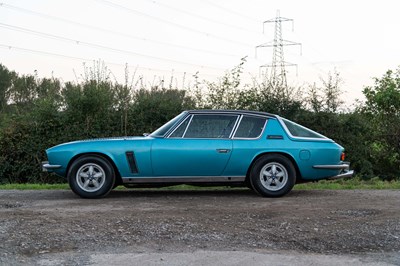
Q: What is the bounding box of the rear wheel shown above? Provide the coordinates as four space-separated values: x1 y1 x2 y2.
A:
68 155 115 199
250 154 296 197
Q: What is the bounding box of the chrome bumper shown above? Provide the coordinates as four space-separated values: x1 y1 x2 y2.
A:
313 162 354 180
327 170 354 180
42 161 62 172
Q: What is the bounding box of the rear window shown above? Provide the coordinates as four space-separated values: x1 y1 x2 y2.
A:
282 118 326 139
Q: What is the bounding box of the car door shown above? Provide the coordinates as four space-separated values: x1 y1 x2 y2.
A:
151 114 239 176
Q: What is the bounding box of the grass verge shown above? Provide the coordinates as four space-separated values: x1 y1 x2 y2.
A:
0 177 399 190
0 183 69 190
295 177 400 190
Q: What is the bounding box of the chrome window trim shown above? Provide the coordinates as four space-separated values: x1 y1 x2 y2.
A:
228 115 241 138
182 114 194 138
167 114 192 138
151 111 189 138
277 116 330 141
230 115 243 138
232 115 268 140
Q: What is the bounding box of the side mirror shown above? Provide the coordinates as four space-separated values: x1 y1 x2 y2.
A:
143 133 150 137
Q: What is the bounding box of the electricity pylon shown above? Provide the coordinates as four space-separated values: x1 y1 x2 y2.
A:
256 10 301 89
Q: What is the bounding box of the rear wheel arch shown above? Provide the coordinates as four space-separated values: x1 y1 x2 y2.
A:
246 152 302 184
248 152 299 197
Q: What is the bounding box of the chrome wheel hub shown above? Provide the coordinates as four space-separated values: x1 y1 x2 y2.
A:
76 163 106 192
259 162 288 191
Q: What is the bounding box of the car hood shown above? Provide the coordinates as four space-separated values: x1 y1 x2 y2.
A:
47 136 149 151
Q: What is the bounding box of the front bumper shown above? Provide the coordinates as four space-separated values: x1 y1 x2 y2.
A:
313 162 354 180
42 161 62 172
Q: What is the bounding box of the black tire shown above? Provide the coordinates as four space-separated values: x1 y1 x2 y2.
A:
68 155 115 199
249 154 296 197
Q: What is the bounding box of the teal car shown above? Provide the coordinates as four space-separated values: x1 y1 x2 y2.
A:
42 110 353 198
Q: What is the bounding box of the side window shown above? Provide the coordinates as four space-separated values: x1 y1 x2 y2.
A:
234 116 267 138
184 114 238 138
169 116 191 138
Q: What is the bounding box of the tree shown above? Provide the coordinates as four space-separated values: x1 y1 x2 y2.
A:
205 58 246 109
305 70 344 113
362 68 400 179
321 70 343 113
0 64 16 113
130 87 195 135
62 80 116 138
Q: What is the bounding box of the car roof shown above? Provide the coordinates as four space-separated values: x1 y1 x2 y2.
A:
187 109 278 118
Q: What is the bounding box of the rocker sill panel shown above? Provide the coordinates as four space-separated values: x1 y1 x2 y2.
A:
122 176 246 184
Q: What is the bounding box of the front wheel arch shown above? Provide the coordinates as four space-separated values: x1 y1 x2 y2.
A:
66 152 123 187
67 154 116 198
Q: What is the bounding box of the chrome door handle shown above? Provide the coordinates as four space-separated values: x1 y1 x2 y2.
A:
216 149 231 153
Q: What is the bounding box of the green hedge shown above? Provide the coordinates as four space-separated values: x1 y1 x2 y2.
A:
0 63 399 183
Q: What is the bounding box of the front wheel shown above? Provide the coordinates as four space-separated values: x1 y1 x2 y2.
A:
250 154 296 197
68 155 115 199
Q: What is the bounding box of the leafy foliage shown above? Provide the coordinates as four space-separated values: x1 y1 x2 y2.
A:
362 69 400 179
0 62 399 183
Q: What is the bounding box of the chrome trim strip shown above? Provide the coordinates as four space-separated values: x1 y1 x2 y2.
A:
166 114 192 138
151 111 189 138
121 176 246 184
327 170 354 180
188 110 275 118
181 115 193 138
166 111 272 140
267 135 283 139
42 162 62 172
313 164 350 170
230 114 243 138
228 115 241 138
277 116 331 141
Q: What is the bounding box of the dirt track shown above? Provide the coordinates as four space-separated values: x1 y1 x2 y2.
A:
0 189 399 265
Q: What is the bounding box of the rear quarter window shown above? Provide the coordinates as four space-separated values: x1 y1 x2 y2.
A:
282 118 326 139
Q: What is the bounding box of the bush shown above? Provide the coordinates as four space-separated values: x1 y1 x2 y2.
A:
0 63 399 183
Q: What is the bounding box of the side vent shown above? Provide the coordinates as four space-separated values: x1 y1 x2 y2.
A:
125 151 139 174
267 135 283 140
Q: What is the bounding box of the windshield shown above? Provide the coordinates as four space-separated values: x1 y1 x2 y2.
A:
150 112 188 137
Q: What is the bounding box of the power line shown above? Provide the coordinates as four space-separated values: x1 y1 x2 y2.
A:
202 0 262 24
144 0 262 35
0 22 227 70
95 0 253 47
0 2 240 57
0 43 221 78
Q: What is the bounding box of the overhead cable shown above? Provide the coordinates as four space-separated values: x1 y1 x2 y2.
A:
0 22 226 70
0 2 243 57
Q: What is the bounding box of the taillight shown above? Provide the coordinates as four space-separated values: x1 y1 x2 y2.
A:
340 152 346 161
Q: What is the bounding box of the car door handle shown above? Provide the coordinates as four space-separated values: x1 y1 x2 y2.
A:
216 149 231 153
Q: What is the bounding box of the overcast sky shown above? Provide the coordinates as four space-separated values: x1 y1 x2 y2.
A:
1 0 399 108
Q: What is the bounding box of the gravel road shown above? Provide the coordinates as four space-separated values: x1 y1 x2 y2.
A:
0 189 399 265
